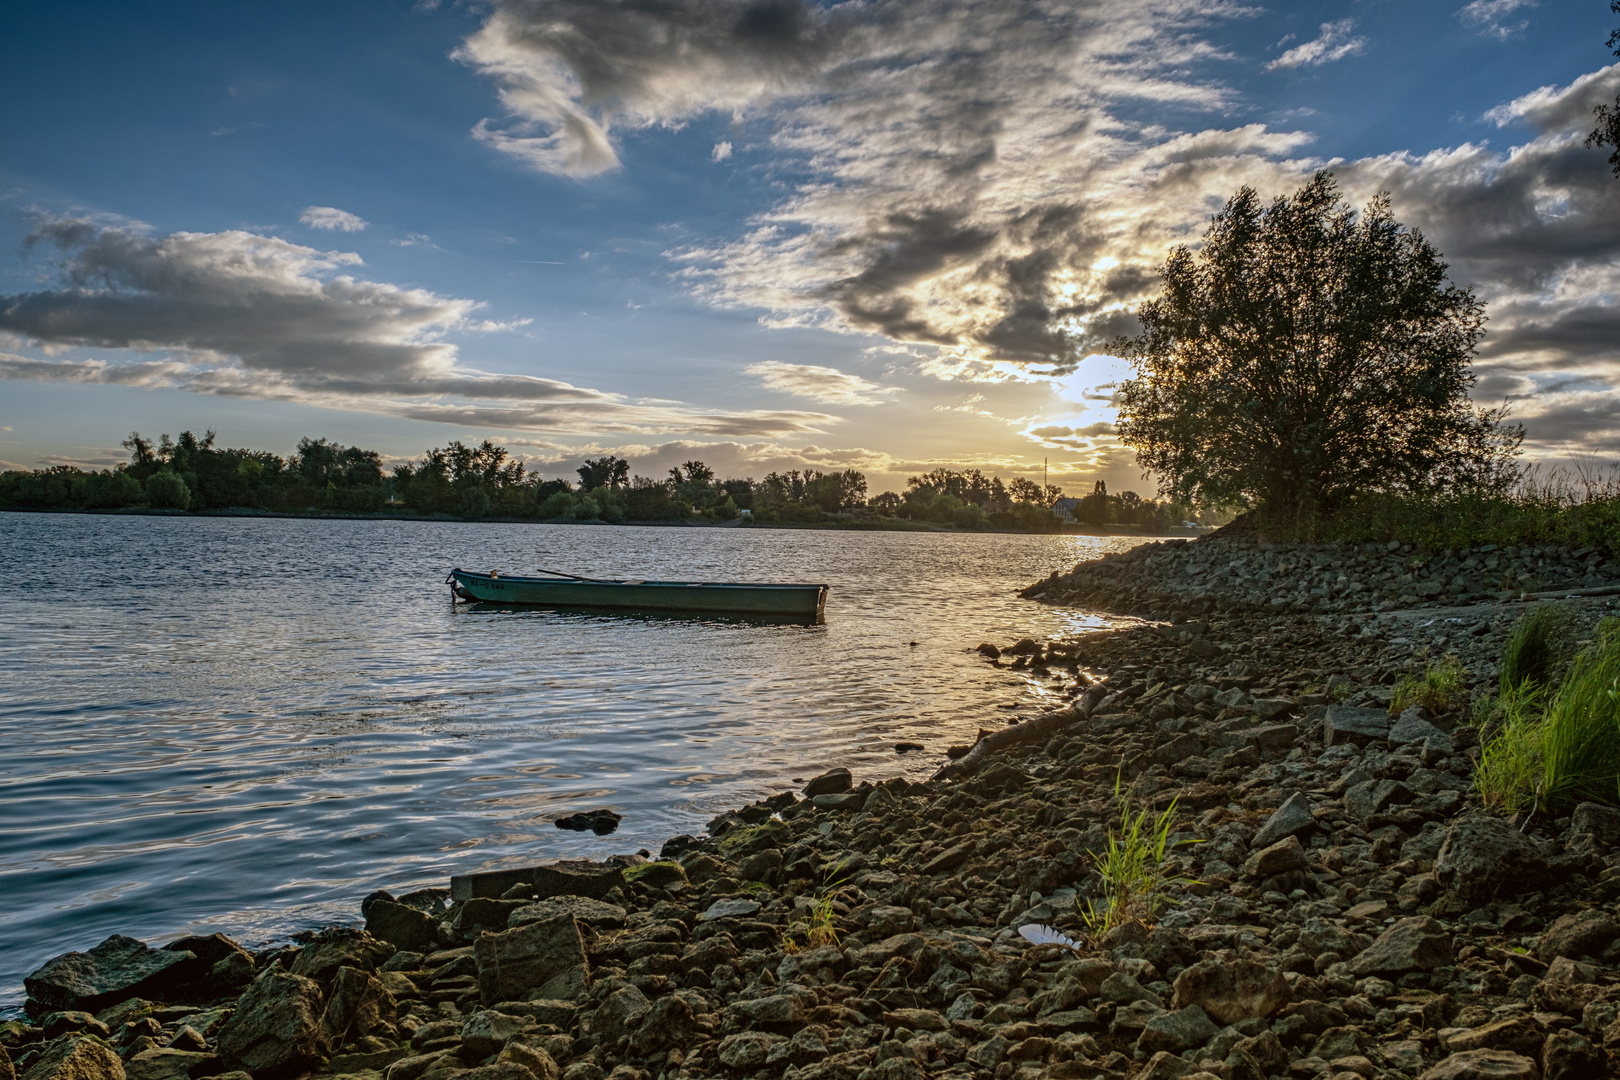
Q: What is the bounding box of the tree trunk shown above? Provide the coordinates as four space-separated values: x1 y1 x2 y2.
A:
931 682 1110 783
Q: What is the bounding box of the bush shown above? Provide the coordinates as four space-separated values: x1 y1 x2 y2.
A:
144 469 192 510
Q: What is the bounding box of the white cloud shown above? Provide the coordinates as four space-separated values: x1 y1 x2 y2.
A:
1266 19 1366 71
744 360 898 405
1457 0 1536 40
712 140 733 162
0 222 839 438
299 206 368 232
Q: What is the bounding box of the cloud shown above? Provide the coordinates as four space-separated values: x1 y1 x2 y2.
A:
1457 0 1536 40
0 222 838 438
712 140 733 162
744 360 898 404
299 206 368 232
1266 19 1366 71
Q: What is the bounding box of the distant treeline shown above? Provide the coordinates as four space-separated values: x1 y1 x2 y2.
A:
0 429 1204 532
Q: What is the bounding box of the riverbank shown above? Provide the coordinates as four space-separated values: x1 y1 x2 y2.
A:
9 540 1620 1080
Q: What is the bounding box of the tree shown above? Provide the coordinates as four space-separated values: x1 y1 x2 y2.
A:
1116 172 1517 514
1588 2 1620 175
577 456 629 491
1007 477 1044 504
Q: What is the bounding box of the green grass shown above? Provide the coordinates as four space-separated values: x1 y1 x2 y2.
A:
1499 604 1576 695
1078 777 1199 940
1477 629 1620 814
782 862 849 953
1392 652 1467 715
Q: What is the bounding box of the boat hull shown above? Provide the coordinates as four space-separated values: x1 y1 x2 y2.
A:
449 569 828 618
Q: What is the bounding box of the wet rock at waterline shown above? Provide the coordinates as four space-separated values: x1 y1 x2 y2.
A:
552 810 622 835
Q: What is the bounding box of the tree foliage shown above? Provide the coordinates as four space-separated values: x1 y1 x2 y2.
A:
1588 2 1620 176
1117 172 1518 513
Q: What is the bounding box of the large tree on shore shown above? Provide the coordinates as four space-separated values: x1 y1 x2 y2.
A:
1116 172 1518 514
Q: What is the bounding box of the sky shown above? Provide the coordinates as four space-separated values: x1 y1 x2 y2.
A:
1 0 1618 497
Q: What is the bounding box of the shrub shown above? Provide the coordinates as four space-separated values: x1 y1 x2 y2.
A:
144 469 192 510
1500 604 1577 695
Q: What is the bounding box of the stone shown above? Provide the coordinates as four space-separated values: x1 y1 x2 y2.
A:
38 1016 107 1042
323 966 396 1042
1390 713 1454 753
1418 1050 1537 1080
1324 706 1389 746
1435 817 1549 903
289 928 393 983
1540 1028 1605 1080
1567 802 1620 853
631 995 694 1052
122 1050 214 1080
454 898 531 938
622 861 688 889
1242 835 1309 879
1344 779 1411 825
1135 1052 1197 1080
1444 1018 1542 1058
456 1064 539 1080
863 906 916 937
802 768 852 797
508 897 627 931
461 1011 532 1057
1252 699 1295 722
716 1032 787 1069
1350 916 1453 976
553 810 621 835
729 995 805 1024
366 900 439 954
1136 1006 1216 1055
1251 793 1316 849
0 1044 13 1080
589 987 649 1047
499 1041 559 1080
809 793 864 811
1170 959 1290 1025
19 1036 125 1080
24 937 199 1013
214 969 328 1078
1098 973 1158 1006
473 915 590 1006
921 841 977 876
698 898 760 922
449 861 625 903
1535 910 1620 963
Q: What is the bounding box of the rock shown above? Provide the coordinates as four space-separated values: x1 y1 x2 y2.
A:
1444 1018 1543 1058
716 1032 786 1069
24 937 199 1013
590 987 650 1048
1170 959 1290 1024
214 969 328 1078
323 966 396 1042
622 861 688 889
499 1041 559 1080
921 841 977 876
1567 802 1620 853
1251 793 1316 849
473 914 590 1006
509 897 628 931
122 1050 214 1080
1344 779 1411 825
461 1011 533 1057
1418 1049 1538 1080
1136 1005 1216 1055
729 995 805 1024
1535 910 1620 963
0 1044 13 1080
863 786 899 813
975 643 1001 659
456 1064 540 1080
631 995 694 1052
1324 706 1389 747
19 1036 125 1080
1252 698 1295 722
1541 1028 1605 1080
1349 916 1453 975
809 793 864 811
553 810 621 835
449 860 625 903
802 769 852 797
1098 972 1158 1006
863 906 916 937
365 901 438 954
1435 817 1549 903
1242 835 1309 879
1390 713 1454 753
453 898 531 938
289 928 393 983
38 1016 106 1042
698 898 760 922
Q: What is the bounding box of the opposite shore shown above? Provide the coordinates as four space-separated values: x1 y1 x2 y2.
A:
7 532 1620 1080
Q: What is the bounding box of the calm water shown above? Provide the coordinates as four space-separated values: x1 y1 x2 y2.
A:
0 513 1143 1005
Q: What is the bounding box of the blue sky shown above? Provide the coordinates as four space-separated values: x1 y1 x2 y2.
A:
2 0 1617 494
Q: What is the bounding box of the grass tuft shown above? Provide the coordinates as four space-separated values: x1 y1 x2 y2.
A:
783 863 848 953
1391 652 1467 715
1475 684 1545 814
1078 776 1199 940
1500 604 1576 695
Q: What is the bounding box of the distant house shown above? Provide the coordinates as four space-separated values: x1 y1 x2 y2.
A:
1051 497 1080 522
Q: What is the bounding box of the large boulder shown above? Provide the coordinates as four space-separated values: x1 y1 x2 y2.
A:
1535 910 1620 964
1350 916 1453 976
288 928 393 984
1435 817 1548 903
25 937 199 1013
214 969 328 1078
474 914 589 1006
19 1037 124 1080
322 967 396 1043
1170 959 1289 1025
364 901 438 954
589 986 650 1048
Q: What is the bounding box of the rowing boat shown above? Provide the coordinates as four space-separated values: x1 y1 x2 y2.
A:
447 568 829 619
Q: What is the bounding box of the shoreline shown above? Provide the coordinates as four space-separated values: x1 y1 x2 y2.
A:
8 537 1620 1080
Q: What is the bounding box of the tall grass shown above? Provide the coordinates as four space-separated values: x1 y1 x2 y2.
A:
1078 776 1199 939
1392 652 1467 714
1477 627 1620 815
1499 604 1576 695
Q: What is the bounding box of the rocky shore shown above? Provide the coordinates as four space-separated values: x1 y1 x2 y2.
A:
8 539 1620 1080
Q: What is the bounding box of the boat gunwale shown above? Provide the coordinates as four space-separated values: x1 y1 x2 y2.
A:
451 569 829 592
